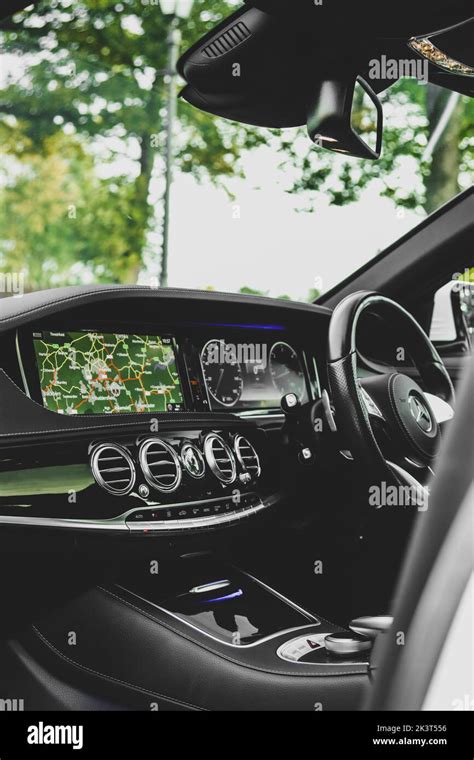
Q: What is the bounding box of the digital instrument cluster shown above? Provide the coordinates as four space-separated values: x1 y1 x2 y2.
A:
199 337 308 411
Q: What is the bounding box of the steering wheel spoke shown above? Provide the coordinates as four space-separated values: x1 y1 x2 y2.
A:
423 392 454 424
385 460 431 505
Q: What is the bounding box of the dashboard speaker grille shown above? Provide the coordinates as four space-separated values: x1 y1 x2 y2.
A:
202 22 251 58
204 434 237 484
234 435 261 479
90 444 136 496
139 438 182 493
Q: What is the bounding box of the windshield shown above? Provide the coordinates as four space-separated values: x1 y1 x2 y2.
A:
0 2 472 302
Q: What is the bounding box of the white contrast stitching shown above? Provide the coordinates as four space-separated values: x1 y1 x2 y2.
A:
32 625 206 711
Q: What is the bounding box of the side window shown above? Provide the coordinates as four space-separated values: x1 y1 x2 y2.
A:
429 274 474 345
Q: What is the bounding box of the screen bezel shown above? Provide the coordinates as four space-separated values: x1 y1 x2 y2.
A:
16 325 190 415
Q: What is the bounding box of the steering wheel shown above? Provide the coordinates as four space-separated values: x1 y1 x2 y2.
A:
327 292 455 490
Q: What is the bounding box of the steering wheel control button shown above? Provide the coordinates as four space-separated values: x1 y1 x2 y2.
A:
277 633 329 663
324 631 372 656
359 385 384 419
349 615 393 639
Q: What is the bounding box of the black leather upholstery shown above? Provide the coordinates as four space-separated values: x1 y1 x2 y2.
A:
0 284 330 335
27 584 369 711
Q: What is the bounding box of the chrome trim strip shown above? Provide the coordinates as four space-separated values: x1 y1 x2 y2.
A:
237 411 285 423
189 580 230 594
0 492 281 532
15 329 31 398
0 514 129 531
240 567 319 621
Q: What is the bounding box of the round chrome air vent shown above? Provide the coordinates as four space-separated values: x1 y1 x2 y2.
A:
90 443 136 496
234 435 261 479
139 438 182 493
203 433 237 485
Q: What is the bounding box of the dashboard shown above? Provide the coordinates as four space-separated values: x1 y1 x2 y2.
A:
0 286 331 537
17 323 319 417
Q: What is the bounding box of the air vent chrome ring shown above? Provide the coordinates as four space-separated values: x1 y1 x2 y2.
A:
139 438 182 493
234 435 261 479
203 433 237 485
90 443 136 496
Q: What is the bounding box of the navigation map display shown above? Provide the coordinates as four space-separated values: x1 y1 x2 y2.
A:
32 330 184 415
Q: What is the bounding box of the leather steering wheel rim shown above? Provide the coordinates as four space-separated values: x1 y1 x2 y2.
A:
327 291 455 477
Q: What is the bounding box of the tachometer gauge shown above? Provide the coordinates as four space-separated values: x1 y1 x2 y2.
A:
269 342 306 400
201 339 243 408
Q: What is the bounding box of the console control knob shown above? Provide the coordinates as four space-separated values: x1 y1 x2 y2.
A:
324 631 372 656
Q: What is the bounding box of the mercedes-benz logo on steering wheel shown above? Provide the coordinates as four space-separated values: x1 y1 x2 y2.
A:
408 394 433 433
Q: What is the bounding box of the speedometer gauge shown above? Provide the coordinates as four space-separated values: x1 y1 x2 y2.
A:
269 342 306 400
201 339 243 408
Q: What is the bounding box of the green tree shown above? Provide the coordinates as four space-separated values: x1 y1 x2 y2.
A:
0 131 149 290
0 0 260 284
1 3 472 292
276 79 473 214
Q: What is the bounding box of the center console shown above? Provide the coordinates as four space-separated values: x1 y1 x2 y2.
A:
25 554 370 711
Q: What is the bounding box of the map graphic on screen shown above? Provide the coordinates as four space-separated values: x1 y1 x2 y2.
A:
32 330 184 415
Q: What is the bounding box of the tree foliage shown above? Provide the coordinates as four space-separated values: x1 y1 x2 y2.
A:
0 0 261 288
274 80 473 214
0 1 472 295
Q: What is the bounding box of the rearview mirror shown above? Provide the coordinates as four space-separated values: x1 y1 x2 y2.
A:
307 76 383 160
